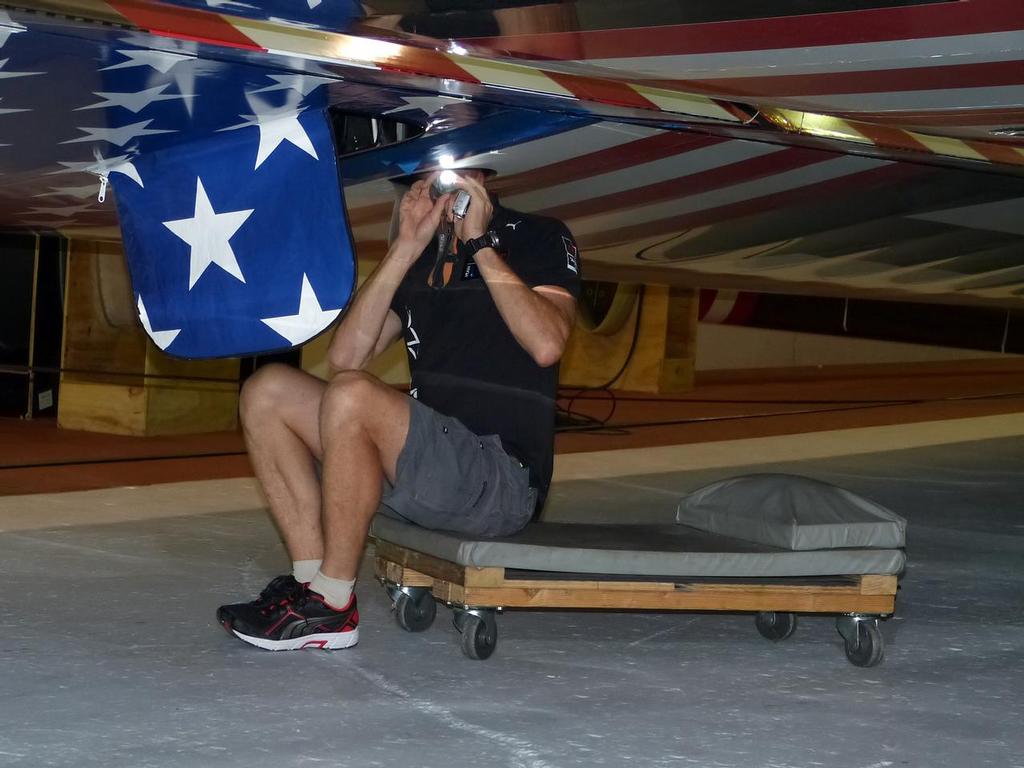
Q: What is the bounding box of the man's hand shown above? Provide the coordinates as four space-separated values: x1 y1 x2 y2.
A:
395 177 448 257
450 173 493 242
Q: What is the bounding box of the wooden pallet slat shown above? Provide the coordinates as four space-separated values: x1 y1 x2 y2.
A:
374 540 898 617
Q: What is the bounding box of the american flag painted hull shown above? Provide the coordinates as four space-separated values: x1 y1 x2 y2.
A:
455 0 1024 146
0 0 1022 356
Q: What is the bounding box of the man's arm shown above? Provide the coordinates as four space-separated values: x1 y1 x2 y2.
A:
327 259 409 373
452 175 576 367
327 180 446 373
473 252 576 367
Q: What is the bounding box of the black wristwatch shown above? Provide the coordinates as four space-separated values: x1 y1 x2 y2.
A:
462 230 502 257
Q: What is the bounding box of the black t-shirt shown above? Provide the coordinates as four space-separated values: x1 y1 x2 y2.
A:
389 203 581 510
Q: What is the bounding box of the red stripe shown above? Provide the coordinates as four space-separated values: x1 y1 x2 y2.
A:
699 291 759 324
698 289 717 319
349 133 737 227
578 163 924 249
379 49 482 83
490 132 724 197
546 71 757 122
846 122 933 155
466 0 1024 60
834 106 1024 127
963 140 1024 165
539 147 826 222
107 1 263 50
544 72 658 110
645 59 1024 99
725 293 758 325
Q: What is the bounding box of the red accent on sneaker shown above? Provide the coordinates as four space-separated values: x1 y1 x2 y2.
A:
309 592 355 612
266 609 302 637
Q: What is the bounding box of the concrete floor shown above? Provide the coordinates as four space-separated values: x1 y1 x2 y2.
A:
1 437 1022 767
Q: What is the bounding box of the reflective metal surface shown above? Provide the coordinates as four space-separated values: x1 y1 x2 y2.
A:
0 0 1021 355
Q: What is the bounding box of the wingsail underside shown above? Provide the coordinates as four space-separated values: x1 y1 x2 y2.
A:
1 2 1023 359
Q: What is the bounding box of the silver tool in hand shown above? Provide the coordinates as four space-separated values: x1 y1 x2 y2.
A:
431 170 471 219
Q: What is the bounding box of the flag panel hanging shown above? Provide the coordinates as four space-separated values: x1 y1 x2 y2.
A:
111 100 354 358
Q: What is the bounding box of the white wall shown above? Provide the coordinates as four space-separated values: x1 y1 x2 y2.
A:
696 323 1011 370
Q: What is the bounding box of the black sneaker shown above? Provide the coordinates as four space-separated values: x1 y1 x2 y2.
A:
217 574 306 634
226 585 359 651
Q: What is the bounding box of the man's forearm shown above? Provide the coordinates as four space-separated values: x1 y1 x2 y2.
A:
474 249 574 367
327 242 418 372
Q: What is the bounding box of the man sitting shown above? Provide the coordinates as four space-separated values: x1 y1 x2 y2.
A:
218 169 580 650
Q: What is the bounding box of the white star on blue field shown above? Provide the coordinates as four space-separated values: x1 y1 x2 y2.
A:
104 69 353 357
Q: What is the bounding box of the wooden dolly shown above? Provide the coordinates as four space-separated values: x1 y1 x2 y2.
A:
373 538 899 667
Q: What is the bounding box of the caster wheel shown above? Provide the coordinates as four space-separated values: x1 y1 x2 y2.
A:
457 614 497 660
843 620 884 668
395 591 436 633
755 611 797 642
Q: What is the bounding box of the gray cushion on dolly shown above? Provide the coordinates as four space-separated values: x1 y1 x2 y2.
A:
370 517 906 578
675 474 907 551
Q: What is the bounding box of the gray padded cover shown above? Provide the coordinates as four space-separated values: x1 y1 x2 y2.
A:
370 517 906 578
675 474 906 551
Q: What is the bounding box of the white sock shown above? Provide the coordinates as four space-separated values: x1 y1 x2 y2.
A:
309 571 356 609
292 559 322 585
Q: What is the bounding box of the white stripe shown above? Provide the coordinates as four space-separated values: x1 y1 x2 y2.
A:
774 85 1024 114
702 290 739 323
504 140 784 211
567 155 891 237
911 134 988 161
572 30 1024 80
951 262 1024 293
343 122 658 201
455 121 660 176
900 124 1024 142
911 198 1024 236
630 85 739 121
341 122 661 224
456 60 575 97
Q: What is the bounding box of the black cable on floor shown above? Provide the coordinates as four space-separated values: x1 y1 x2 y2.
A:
0 450 249 471
556 387 1024 435
558 285 647 431
557 391 1024 406
556 399 923 434
0 363 240 385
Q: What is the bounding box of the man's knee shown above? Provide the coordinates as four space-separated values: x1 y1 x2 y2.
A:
239 363 295 425
319 370 385 436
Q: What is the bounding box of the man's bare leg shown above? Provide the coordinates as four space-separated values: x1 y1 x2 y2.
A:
239 363 327 563
316 369 411 582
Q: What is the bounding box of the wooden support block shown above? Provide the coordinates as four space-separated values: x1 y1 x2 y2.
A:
859 575 899 595
57 239 239 436
560 284 698 393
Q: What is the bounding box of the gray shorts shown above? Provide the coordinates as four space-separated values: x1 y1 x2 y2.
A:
379 397 536 538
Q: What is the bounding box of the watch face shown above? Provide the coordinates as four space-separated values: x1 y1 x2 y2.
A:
487 231 501 250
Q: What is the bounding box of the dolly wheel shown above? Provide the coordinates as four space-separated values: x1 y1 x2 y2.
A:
755 611 798 642
395 591 436 633
458 613 498 660
843 620 885 668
